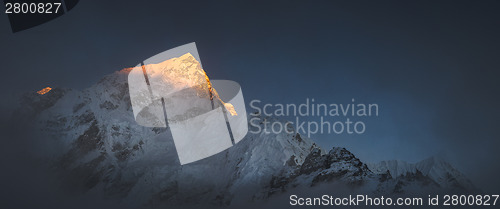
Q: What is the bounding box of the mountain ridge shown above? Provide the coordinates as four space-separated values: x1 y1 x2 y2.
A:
15 69 478 208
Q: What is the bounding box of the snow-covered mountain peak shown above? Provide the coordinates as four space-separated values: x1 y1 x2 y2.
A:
15 69 479 208
367 156 477 192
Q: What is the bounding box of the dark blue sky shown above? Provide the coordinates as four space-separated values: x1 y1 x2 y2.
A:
1 0 499 192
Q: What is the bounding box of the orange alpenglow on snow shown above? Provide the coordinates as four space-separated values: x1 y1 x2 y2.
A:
223 103 237 116
37 87 52 95
138 53 237 116
202 68 238 116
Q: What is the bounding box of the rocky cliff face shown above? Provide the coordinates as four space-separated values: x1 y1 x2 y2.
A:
17 69 477 208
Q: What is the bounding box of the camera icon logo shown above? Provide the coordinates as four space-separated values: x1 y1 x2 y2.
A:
128 43 248 165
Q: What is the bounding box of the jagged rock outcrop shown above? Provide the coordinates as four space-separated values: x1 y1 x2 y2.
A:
17 69 478 208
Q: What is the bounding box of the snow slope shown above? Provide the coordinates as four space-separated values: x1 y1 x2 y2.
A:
17 69 478 208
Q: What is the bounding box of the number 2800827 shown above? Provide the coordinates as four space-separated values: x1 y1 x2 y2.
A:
5 2 62 14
